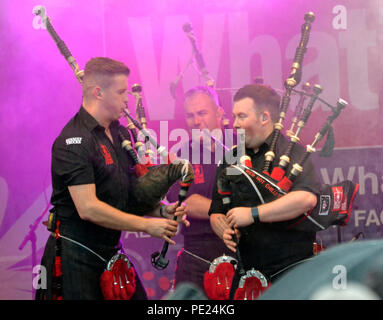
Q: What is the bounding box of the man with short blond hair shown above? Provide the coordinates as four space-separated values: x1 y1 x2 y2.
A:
37 57 187 300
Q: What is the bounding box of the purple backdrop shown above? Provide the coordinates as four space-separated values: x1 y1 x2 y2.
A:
0 0 382 299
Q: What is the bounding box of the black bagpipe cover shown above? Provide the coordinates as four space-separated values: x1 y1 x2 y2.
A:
128 161 193 215
286 180 359 232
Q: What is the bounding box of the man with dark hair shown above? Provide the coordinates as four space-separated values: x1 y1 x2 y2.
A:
36 57 187 300
209 84 321 298
231 83 280 123
166 86 234 294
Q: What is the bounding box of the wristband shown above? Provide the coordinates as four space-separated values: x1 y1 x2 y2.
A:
251 206 260 224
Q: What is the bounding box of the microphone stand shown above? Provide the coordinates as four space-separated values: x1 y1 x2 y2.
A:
169 54 194 99
170 22 215 99
18 202 51 297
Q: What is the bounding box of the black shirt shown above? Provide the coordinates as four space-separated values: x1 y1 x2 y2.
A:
167 140 230 241
50 106 134 246
208 133 321 277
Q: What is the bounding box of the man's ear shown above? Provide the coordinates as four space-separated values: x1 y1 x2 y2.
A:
217 106 224 120
261 111 271 124
92 86 103 100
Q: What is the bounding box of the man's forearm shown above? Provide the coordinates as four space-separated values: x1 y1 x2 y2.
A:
184 193 212 220
210 213 230 240
69 184 149 232
82 198 150 232
259 190 317 223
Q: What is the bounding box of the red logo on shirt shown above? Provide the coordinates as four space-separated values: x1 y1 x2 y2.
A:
193 164 205 184
331 186 343 211
100 144 114 165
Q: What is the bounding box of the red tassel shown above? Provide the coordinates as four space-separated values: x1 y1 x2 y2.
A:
100 271 116 300
112 274 121 300
234 277 270 300
203 262 234 300
119 281 129 300
100 257 136 300
122 261 136 299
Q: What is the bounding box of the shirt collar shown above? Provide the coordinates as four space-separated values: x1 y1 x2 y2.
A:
78 106 120 132
246 132 273 156
263 132 274 149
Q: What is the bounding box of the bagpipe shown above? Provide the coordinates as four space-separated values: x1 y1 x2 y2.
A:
205 12 359 301
34 6 194 298
219 95 358 233
217 11 359 233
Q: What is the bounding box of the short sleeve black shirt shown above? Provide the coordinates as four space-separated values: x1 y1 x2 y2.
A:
50 107 135 245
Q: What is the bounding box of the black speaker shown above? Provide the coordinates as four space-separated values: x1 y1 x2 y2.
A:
258 239 383 300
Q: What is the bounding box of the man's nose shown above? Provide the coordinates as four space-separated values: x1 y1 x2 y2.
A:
233 118 240 129
193 115 202 128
